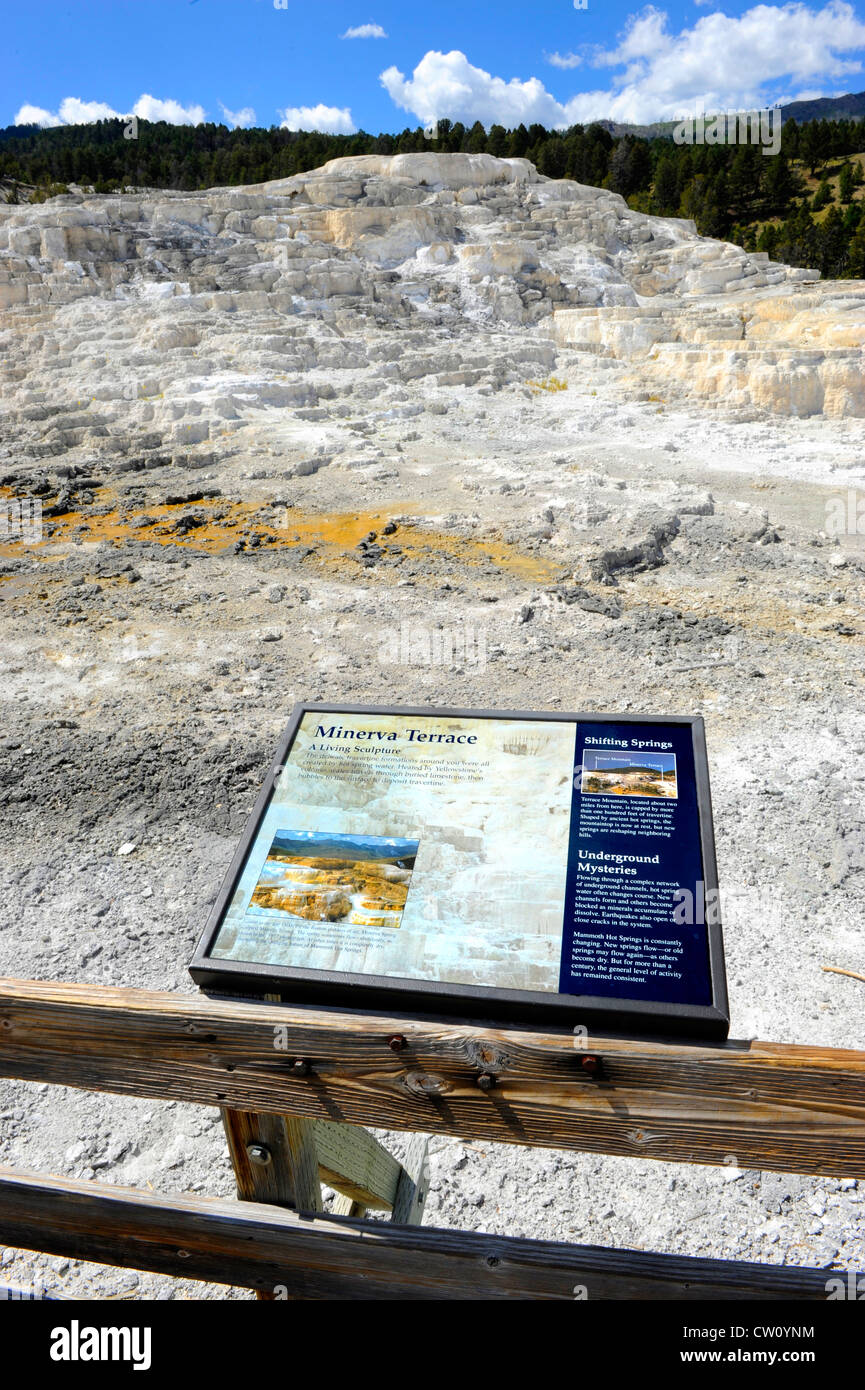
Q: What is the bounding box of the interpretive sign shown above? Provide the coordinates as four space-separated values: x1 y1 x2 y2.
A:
190 704 729 1037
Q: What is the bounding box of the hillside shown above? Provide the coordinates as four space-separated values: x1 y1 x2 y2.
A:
3 104 865 277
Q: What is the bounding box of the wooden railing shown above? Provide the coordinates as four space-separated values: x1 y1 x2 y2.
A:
1 978 863 1300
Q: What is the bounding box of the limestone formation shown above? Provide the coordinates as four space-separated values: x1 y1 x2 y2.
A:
0 152 862 476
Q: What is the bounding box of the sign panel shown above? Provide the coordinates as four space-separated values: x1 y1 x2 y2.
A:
190 704 728 1037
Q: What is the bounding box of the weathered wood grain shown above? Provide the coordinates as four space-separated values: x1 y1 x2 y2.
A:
2 978 864 1177
330 1195 368 1218
222 1108 322 1300
391 1134 430 1226
222 1109 322 1211
0 1165 843 1300
313 1119 401 1211
222 1112 404 1212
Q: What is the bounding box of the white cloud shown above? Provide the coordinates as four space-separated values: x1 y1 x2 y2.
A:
342 23 387 38
380 50 571 128
219 103 256 128
278 103 356 134
133 95 206 124
379 6 865 130
576 1 865 122
14 104 63 127
59 97 123 123
546 52 584 70
15 97 123 126
14 94 206 127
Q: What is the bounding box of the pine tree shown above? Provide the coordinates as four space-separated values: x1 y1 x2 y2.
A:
607 140 632 195
819 205 848 276
728 146 761 217
847 216 865 277
627 139 652 192
757 223 779 257
762 154 800 218
653 158 678 213
800 122 822 176
466 121 487 153
486 124 507 158
811 179 833 212
537 138 566 179
777 201 820 269
507 124 529 158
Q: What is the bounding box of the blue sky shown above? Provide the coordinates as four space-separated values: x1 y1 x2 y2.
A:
6 0 865 132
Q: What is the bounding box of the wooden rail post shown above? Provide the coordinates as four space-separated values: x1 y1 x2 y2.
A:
0 978 863 1301
217 993 428 1298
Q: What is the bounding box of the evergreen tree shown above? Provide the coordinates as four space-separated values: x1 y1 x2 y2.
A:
800 121 822 176
466 120 487 153
607 139 632 195
776 201 821 268
507 123 529 158
537 137 567 179
486 124 507 157
811 179 833 211
627 138 653 191
653 158 678 213
728 145 761 216
762 154 800 218
847 215 865 277
820 205 849 276
756 222 779 257
675 151 694 200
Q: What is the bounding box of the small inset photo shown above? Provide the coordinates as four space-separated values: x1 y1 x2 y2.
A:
250 830 418 929
581 750 678 799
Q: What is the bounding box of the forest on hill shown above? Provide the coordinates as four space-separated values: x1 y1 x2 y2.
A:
2 112 864 277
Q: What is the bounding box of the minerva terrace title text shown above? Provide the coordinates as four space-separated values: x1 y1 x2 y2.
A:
313 724 478 745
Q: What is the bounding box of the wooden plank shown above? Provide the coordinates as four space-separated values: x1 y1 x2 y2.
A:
2 978 865 1177
391 1134 430 1226
253 990 396 1212
222 1109 321 1210
0 1165 845 1301
312 1119 401 1211
222 1109 316 1301
330 1195 367 1218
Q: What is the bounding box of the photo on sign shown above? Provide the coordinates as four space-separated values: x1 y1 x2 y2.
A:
248 829 419 931
581 749 678 799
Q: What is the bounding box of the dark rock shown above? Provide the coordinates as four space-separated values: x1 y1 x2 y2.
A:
589 516 680 584
550 585 622 619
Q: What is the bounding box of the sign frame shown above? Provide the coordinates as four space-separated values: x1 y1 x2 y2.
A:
189 703 729 1038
